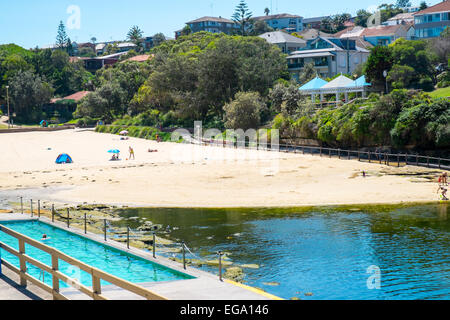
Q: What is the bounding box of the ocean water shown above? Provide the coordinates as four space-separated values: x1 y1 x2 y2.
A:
115 204 450 300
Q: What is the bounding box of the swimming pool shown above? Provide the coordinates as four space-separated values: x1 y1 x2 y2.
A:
0 220 194 289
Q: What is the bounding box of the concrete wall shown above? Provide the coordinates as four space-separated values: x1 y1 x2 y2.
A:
0 126 75 134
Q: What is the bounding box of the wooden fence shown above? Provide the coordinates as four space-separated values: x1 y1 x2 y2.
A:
0 224 167 300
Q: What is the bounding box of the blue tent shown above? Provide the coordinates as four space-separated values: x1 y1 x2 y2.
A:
56 154 73 164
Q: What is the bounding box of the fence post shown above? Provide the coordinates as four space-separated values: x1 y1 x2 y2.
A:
104 219 107 241
52 204 55 222
397 154 400 167
18 239 27 287
84 213 87 234
182 242 186 270
416 154 419 166
338 149 341 159
127 227 130 249
38 200 41 218
427 156 430 168
438 158 441 169
348 150 351 161
358 151 360 162
386 153 390 166
30 199 33 217
320 147 322 157
67 209 70 228
368 152 371 163
51 255 59 300
153 232 156 258
21 197 23 214
217 251 223 282
329 148 331 158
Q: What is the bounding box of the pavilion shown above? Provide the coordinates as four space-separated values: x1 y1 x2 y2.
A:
299 75 371 105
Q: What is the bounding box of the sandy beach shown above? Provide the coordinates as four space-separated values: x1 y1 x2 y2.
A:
0 129 445 208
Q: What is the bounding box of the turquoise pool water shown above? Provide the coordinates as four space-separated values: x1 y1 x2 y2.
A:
0 220 194 289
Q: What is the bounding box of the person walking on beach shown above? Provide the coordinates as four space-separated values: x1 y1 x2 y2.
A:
437 185 448 201
129 146 135 160
442 172 448 185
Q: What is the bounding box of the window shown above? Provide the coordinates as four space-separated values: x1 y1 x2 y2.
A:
443 12 449 21
314 57 328 67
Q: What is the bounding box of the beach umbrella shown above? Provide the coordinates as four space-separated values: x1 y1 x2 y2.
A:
108 149 121 154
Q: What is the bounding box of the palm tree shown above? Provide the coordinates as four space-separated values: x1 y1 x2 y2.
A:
264 7 270 16
127 26 144 51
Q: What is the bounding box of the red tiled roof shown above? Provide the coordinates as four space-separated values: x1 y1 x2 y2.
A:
362 25 406 37
51 91 91 103
414 1 450 15
122 54 153 63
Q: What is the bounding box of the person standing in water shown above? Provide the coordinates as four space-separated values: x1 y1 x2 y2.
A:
129 146 135 160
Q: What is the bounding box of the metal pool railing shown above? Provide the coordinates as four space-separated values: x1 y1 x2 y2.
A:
187 139 450 171
10 200 230 283
0 224 168 300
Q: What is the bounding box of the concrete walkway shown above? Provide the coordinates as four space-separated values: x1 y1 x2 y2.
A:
0 213 281 301
0 267 52 300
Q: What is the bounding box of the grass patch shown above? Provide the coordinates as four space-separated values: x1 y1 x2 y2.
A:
429 86 450 98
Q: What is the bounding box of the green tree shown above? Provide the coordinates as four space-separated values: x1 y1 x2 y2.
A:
56 21 68 49
364 45 394 91
9 70 54 122
264 7 270 16
79 47 96 57
419 1 428 10
250 20 273 35
355 9 373 27
224 91 264 130
66 38 74 56
153 33 166 47
75 82 127 122
298 62 316 85
180 25 192 37
232 0 253 36
395 0 411 9
127 26 144 50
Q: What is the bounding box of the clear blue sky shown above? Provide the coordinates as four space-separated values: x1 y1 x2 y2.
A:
0 0 441 49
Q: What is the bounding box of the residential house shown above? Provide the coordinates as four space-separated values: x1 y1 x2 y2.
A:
253 14 304 33
384 12 415 26
334 24 414 46
259 31 307 54
81 52 129 72
177 16 239 38
302 16 330 30
295 28 332 40
362 24 415 46
286 37 370 80
413 0 450 38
